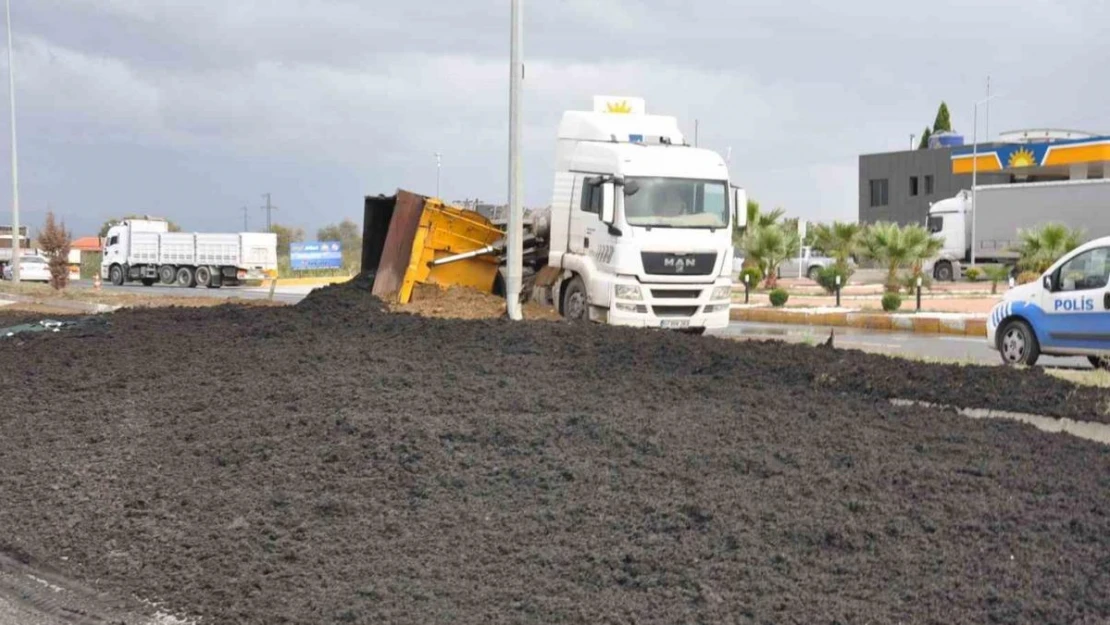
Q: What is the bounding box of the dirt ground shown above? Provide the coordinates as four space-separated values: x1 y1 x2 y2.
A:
1 279 1109 624
390 283 561 321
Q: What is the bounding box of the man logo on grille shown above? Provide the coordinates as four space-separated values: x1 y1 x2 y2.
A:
664 256 695 272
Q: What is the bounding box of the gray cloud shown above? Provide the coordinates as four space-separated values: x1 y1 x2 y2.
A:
1 0 1108 238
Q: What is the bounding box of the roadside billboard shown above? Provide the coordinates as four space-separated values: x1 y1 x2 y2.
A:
290 241 342 270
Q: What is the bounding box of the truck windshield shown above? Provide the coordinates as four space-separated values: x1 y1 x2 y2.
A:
927 215 943 233
624 177 728 229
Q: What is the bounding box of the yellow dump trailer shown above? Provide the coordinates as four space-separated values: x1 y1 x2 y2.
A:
360 190 507 304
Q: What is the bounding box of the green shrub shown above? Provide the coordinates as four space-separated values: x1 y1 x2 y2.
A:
965 267 982 281
815 265 853 294
881 292 902 312
769 288 789 307
739 266 763 288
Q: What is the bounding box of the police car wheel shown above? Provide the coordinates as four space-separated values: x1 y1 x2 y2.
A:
998 319 1039 366
1087 356 1110 371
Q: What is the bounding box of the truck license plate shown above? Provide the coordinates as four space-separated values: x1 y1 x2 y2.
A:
661 319 689 329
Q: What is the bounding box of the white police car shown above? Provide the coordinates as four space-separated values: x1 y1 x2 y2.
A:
987 235 1110 368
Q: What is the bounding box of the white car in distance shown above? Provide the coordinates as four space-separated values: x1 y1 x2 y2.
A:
2 255 52 282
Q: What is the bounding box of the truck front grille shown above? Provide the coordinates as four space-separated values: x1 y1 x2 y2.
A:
651 289 702 299
652 305 700 317
641 252 716 276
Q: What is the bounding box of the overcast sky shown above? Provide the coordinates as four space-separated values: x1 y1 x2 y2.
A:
2 0 1107 237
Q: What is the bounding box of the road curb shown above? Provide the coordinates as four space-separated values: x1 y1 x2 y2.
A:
730 306 987 337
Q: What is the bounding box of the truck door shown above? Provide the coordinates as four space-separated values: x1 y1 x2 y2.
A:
568 176 605 258
103 232 124 269
1040 245 1110 352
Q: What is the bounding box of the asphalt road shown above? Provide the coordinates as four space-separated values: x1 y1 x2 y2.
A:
715 321 1090 369
67 279 312 304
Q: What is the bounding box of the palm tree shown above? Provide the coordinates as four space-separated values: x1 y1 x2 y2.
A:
742 222 799 288
983 264 1011 295
811 221 863 270
1015 223 1085 274
862 222 944 292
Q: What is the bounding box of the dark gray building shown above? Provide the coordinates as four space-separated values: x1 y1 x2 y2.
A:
858 144 1007 225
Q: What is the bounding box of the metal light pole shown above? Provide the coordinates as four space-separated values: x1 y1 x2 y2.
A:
505 0 523 320
5 0 19 283
970 92 1000 267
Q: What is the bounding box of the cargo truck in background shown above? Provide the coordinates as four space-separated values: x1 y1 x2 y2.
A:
925 178 1110 280
101 218 278 287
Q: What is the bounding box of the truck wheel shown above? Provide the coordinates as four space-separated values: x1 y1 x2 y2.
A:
175 266 196 288
1088 356 1110 370
934 261 954 282
159 265 176 285
195 266 212 288
998 319 1040 366
141 278 155 287
561 276 588 321
109 264 124 286
807 266 822 281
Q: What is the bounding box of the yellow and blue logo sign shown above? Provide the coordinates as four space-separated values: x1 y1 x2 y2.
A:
952 136 1110 174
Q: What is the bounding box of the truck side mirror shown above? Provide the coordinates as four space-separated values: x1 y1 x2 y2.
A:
733 187 747 228
601 182 615 224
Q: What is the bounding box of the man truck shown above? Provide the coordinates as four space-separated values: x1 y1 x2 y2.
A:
101 218 278 287
360 96 744 334
926 178 1110 280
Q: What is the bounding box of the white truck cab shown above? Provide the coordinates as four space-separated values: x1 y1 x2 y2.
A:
542 96 742 334
987 235 1110 367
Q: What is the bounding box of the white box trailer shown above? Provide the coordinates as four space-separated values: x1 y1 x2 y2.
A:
926 178 1110 280
101 218 277 287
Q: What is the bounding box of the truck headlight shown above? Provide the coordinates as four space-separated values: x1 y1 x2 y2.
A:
615 285 643 301
711 286 732 300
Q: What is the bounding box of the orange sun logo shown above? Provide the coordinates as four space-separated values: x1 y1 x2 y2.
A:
1008 147 1036 168
605 100 633 114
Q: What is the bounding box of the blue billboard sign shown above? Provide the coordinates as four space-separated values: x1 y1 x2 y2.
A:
290 241 342 270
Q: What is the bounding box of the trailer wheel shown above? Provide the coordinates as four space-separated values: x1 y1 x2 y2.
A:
109 264 124 286
934 261 954 282
1088 356 1110 370
159 265 176 285
998 319 1040 367
175 266 196 287
561 276 588 321
141 278 155 287
195 266 212 288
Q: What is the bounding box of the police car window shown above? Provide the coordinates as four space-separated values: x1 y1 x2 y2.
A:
1058 247 1110 292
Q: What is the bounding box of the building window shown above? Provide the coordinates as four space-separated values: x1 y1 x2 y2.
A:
868 179 889 207
909 176 919 197
924 175 934 195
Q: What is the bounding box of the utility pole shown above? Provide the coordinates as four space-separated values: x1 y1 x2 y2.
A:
260 193 277 231
910 133 916 150
5 0 19 283
241 206 248 231
505 0 523 320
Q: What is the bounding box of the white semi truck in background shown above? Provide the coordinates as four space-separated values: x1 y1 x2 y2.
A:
534 95 744 333
926 178 1110 280
101 218 278 287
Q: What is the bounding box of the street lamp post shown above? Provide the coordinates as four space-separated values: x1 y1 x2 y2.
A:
435 152 441 198
970 92 1000 268
505 0 523 320
5 0 19 283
